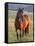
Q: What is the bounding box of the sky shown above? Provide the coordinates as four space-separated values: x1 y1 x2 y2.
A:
8 3 33 12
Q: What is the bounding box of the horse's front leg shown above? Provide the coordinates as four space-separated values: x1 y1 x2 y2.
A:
20 30 21 40
16 29 18 40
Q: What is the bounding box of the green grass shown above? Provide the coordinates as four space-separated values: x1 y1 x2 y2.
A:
8 10 33 43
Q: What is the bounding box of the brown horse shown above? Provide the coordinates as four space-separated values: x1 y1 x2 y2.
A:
15 8 31 40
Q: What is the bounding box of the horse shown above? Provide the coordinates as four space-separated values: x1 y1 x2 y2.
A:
15 8 32 40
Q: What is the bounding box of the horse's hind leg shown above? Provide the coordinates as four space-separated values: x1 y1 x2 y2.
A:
20 30 21 40
25 25 29 34
27 24 29 34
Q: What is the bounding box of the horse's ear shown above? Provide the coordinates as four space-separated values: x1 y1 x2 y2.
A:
19 8 21 10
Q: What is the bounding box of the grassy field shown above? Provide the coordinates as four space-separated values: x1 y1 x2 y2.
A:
8 10 33 43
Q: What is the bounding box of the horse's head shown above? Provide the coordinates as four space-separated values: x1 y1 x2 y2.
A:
17 8 24 19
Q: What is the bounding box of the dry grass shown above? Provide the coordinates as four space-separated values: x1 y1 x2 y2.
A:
8 10 33 43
